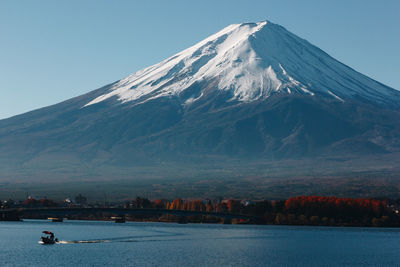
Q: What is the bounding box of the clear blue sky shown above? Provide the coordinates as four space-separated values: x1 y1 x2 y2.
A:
0 0 399 119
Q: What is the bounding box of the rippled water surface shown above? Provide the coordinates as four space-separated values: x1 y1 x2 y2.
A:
1 220 400 266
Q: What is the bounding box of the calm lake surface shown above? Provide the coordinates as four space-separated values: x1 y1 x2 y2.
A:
1 220 400 266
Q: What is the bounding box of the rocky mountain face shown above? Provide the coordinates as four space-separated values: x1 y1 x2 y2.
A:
1 21 399 181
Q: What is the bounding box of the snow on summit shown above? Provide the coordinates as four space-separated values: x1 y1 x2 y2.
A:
85 20 399 107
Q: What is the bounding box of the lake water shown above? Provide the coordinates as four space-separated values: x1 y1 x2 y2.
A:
1 220 400 266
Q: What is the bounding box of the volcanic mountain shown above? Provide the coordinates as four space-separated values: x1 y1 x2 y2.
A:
1 21 400 182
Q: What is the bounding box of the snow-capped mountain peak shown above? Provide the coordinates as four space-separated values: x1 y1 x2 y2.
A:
85 20 399 108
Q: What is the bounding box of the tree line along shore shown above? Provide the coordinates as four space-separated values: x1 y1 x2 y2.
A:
2 195 400 227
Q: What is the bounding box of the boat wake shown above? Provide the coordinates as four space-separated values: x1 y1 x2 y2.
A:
55 231 184 244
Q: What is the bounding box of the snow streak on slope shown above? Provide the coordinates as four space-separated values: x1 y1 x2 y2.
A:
85 21 399 108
